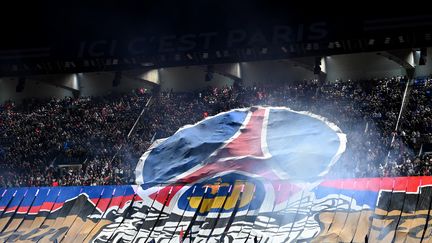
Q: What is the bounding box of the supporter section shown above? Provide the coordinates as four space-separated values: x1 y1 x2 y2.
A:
0 177 431 242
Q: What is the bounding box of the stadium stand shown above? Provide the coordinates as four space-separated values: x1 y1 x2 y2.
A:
1 76 432 187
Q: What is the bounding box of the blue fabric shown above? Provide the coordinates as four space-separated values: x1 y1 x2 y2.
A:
142 110 248 184
17 187 38 207
266 109 341 181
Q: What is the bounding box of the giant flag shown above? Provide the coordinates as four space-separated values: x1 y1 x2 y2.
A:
135 106 347 185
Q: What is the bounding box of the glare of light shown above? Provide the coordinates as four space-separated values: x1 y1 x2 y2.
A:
384 37 391 44
72 73 80 90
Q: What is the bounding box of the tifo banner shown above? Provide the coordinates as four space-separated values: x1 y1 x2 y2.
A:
135 106 347 185
1 177 432 242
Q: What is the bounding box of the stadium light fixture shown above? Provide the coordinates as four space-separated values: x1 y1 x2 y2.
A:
384 37 391 44
141 62 154 67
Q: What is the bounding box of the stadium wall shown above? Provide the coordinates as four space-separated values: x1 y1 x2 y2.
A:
1 52 431 102
159 66 234 91
79 70 157 97
0 75 75 103
240 60 315 86
0 70 157 103
414 47 432 77
325 52 407 81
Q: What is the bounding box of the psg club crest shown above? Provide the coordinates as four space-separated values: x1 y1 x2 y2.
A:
135 106 347 186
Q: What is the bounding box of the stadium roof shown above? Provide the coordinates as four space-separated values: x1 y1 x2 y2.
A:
1 2 431 76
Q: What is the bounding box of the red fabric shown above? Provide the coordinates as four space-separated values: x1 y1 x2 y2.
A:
179 227 184 242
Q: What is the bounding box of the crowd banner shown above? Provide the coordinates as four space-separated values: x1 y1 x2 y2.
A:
0 177 431 242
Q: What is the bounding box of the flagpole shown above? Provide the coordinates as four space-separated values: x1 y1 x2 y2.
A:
107 95 153 182
127 96 153 139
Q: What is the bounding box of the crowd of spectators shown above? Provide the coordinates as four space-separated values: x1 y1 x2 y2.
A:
1 76 431 187
0 91 148 187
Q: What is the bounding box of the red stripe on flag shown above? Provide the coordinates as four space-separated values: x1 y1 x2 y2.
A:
220 108 266 158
